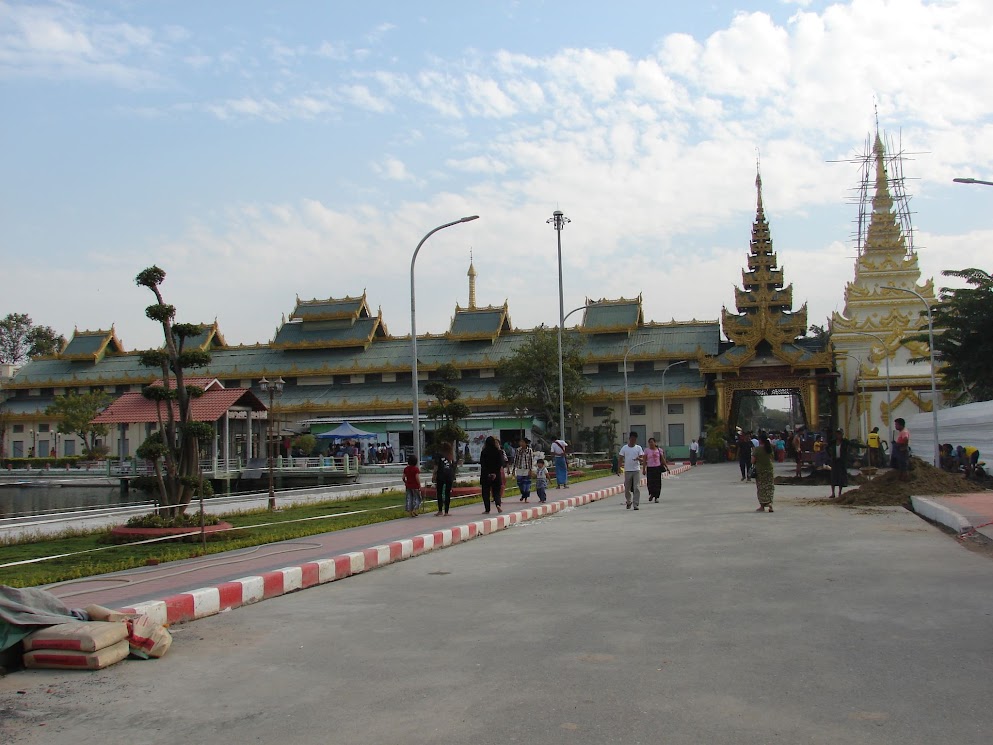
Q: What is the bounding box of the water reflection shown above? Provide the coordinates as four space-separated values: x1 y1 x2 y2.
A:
0 485 150 519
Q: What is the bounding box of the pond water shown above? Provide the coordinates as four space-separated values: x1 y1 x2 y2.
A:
0 484 152 520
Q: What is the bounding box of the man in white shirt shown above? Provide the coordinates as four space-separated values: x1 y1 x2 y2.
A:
618 431 646 510
689 438 699 466
550 438 569 488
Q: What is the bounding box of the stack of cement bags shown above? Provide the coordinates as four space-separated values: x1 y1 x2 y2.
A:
22 621 131 670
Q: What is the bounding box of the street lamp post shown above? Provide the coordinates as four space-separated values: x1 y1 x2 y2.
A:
890 286 941 467
835 353 866 443
622 340 652 440
259 376 285 510
661 360 688 452
548 210 570 441
410 216 479 465
514 407 528 440
846 330 893 455
953 177 993 187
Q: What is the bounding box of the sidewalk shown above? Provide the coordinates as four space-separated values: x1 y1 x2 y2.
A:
45 467 692 626
911 492 993 539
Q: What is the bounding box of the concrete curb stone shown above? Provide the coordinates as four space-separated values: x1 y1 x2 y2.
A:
910 495 972 533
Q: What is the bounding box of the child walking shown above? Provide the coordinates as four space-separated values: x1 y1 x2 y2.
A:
402 455 422 517
535 458 549 503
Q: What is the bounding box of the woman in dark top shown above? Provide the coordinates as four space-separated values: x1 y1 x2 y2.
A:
432 441 456 517
478 436 504 514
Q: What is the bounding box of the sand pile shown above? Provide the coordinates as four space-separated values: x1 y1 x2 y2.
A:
834 458 985 506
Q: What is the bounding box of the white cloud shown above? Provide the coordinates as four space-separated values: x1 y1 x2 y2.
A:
0 2 166 87
373 156 417 182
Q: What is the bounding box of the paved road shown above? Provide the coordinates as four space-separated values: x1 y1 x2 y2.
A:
3 464 992 744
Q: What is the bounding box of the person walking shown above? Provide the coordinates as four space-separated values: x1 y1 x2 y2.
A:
502 440 516 478
513 436 535 502
432 442 456 517
402 455 422 517
478 436 504 514
689 438 699 466
893 418 911 481
619 431 645 510
534 459 549 503
737 430 753 481
829 428 850 499
752 431 775 512
645 437 668 503
791 428 804 478
550 437 569 488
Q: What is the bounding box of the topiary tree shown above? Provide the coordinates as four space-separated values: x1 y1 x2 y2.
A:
133 266 212 516
424 363 470 456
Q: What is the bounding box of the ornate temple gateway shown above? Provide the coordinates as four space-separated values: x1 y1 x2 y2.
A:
700 172 833 431
831 132 940 440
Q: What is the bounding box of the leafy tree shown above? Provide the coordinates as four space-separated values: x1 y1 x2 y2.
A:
423 363 470 454
0 313 65 364
497 325 587 437
907 268 993 404
292 434 317 456
45 391 112 455
133 266 212 516
577 405 619 453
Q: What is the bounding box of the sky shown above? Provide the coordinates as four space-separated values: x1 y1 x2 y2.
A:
1 0 992 352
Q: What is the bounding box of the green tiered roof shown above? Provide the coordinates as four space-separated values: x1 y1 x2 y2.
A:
582 297 643 333
448 303 511 341
60 328 125 362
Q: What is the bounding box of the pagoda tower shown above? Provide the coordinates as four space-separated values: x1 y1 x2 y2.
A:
831 132 939 439
701 170 832 430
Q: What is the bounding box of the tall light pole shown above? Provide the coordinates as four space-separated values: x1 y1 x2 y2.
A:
661 360 688 451
623 340 652 440
410 215 479 464
548 210 570 441
835 353 866 443
890 286 941 467
259 376 284 510
846 329 893 451
953 177 993 187
514 407 528 440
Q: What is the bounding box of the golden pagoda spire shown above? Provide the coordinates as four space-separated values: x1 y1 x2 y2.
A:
467 249 477 309
864 133 905 253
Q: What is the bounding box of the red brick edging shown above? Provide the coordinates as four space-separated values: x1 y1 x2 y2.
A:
122 466 691 626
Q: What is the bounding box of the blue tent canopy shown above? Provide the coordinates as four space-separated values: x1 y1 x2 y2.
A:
314 421 378 440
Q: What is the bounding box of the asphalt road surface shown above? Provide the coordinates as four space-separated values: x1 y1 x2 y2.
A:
3 464 992 745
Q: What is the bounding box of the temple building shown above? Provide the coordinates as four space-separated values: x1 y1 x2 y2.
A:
1 269 720 461
831 132 941 442
700 171 833 431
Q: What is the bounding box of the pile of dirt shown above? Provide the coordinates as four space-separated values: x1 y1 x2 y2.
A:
834 458 986 506
775 470 868 487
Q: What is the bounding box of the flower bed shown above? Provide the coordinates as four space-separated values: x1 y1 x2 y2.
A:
110 522 233 541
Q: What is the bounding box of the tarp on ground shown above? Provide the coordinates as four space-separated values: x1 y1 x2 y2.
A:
314 421 378 440
906 401 993 460
0 586 79 651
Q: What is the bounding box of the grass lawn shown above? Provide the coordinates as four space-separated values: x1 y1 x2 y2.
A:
0 470 611 588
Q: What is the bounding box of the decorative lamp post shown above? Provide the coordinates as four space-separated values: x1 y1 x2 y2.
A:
410 215 479 465
846 330 893 457
259 376 285 510
547 210 570 441
514 407 528 440
661 360 688 451
890 286 941 467
622 340 652 440
835 353 867 443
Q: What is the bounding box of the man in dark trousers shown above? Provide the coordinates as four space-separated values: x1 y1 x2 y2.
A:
829 428 850 499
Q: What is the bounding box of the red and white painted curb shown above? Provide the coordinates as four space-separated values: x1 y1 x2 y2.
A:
123 466 690 626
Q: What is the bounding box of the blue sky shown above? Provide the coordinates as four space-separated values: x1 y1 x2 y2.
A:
2 0 991 351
